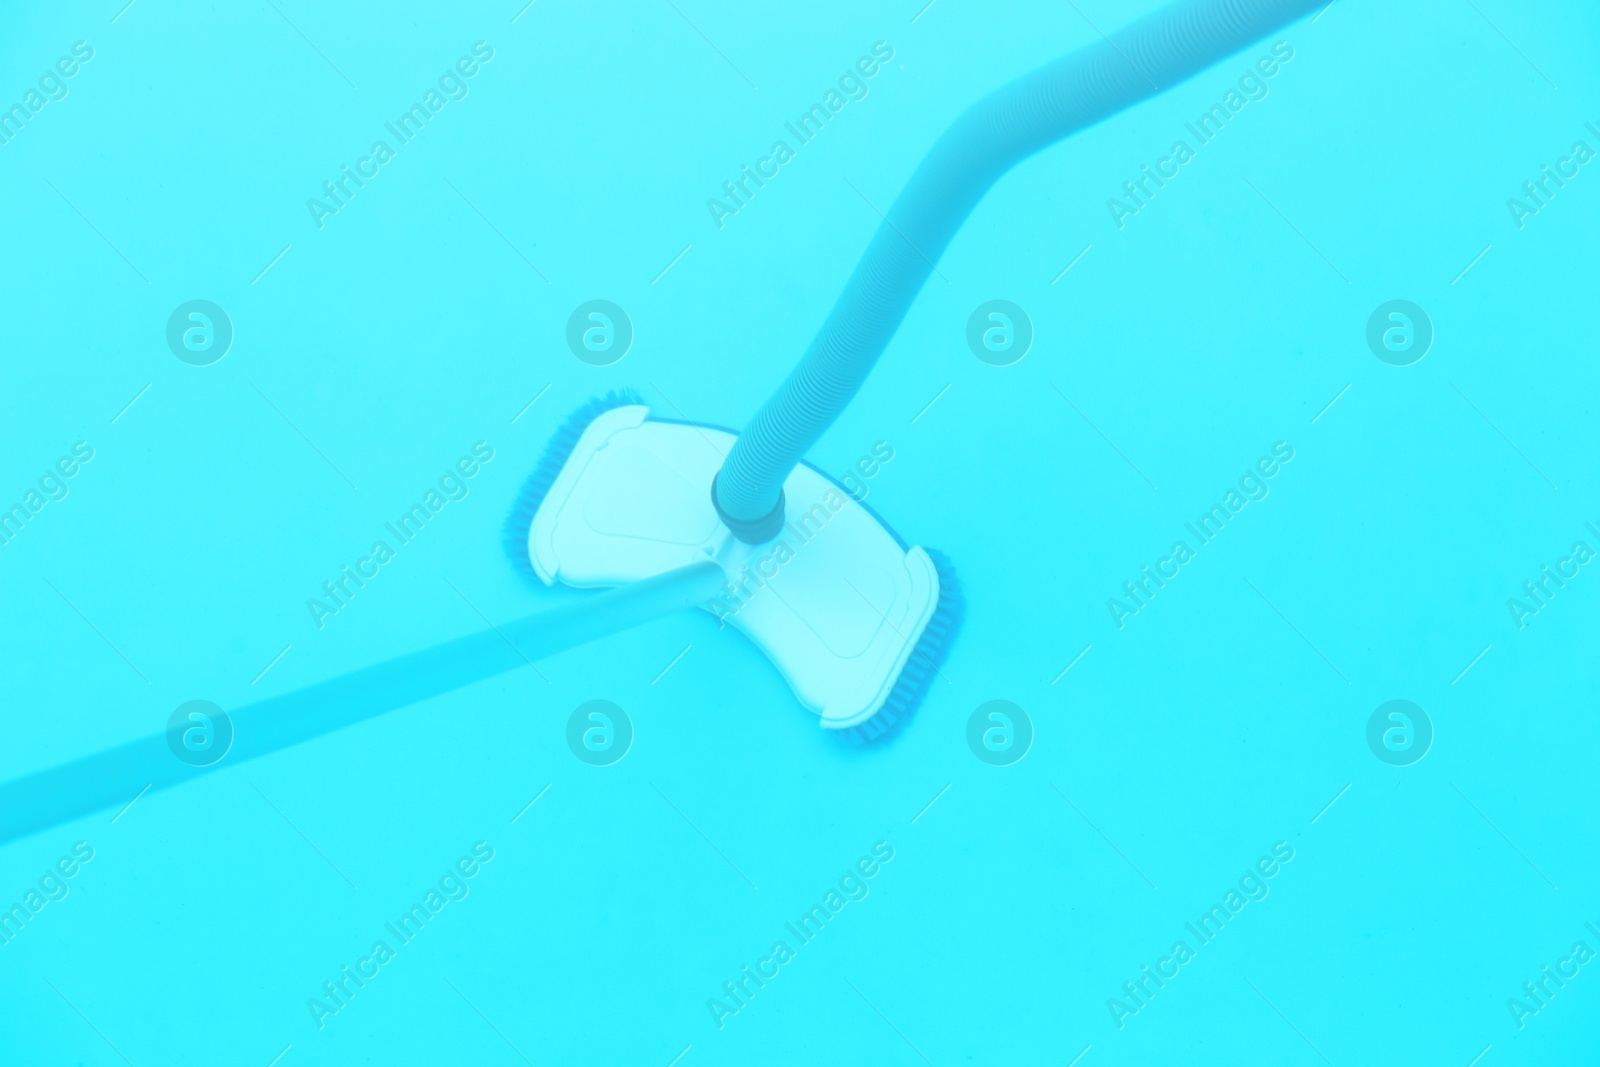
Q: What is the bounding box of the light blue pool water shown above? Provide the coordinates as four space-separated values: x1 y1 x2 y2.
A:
2 1 1597 1063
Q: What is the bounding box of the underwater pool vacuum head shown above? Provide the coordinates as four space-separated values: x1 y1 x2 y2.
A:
0 0 1324 847
505 393 961 742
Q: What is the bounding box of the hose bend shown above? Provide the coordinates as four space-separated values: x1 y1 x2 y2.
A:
712 0 1321 533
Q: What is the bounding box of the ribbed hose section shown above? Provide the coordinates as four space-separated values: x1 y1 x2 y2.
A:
712 0 1321 530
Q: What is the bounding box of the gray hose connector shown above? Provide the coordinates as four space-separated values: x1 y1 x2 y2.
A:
712 0 1321 537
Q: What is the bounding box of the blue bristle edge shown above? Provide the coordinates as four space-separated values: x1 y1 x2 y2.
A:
502 389 646 582
840 548 964 746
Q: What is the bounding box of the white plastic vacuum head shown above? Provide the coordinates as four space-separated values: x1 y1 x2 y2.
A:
525 404 943 731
